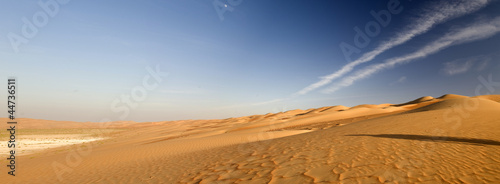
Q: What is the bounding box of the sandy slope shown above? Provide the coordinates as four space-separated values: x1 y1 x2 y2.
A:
2 94 500 183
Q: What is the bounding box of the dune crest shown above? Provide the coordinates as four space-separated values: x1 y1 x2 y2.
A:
394 96 435 107
474 94 500 103
437 94 468 100
3 94 500 183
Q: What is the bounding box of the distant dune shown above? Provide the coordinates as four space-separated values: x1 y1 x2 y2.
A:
475 94 500 102
394 96 435 107
2 94 500 183
437 94 469 100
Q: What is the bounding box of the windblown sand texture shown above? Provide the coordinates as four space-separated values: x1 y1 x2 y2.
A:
2 94 500 183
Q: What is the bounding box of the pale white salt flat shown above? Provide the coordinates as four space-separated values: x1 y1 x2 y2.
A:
0 136 104 156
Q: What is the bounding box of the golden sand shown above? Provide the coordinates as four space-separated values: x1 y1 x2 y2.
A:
2 94 499 183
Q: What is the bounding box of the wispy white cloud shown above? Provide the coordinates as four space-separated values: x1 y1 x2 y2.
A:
322 16 500 94
442 61 474 76
441 55 492 76
390 76 407 85
397 76 407 83
294 0 490 96
475 59 491 72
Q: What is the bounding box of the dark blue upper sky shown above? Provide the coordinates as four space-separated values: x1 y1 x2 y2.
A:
1 0 499 122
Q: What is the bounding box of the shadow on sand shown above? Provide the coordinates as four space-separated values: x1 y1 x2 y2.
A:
346 134 500 146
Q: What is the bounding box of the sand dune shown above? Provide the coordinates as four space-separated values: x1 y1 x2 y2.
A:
394 96 435 107
313 105 350 114
2 94 500 183
437 94 469 100
406 97 500 113
475 94 500 102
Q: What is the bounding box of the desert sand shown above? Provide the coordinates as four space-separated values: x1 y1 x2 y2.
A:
1 94 500 183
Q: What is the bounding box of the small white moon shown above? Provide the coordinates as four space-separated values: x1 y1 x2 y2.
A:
224 4 228 7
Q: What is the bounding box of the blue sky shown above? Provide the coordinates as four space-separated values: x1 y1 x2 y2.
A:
1 0 499 122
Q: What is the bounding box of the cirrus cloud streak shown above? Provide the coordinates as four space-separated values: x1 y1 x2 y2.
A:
295 0 490 96
322 16 500 94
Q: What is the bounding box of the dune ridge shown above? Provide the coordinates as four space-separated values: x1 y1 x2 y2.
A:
2 94 500 183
